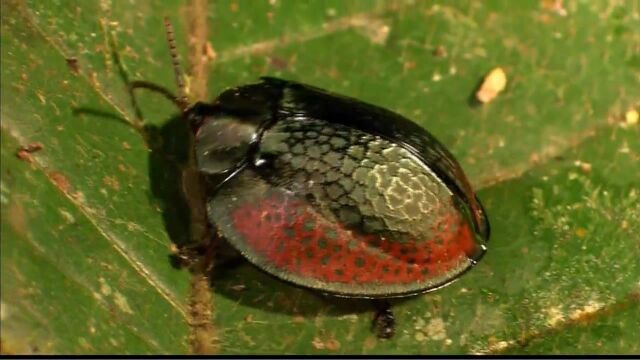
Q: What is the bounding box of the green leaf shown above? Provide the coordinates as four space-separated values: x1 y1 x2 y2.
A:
1 0 639 355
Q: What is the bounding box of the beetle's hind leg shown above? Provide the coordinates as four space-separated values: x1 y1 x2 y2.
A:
372 300 396 339
170 235 244 270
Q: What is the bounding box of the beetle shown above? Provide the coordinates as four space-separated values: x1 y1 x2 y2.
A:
160 18 489 339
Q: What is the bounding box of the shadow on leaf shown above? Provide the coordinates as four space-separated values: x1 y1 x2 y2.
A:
71 107 193 260
212 261 411 319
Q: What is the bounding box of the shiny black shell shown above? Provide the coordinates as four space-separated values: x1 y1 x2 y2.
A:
187 77 489 298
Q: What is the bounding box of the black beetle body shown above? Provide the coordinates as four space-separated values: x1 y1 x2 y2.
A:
184 77 489 338
187 77 489 296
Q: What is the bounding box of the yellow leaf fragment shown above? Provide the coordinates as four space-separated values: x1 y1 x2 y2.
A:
476 67 507 104
625 108 638 126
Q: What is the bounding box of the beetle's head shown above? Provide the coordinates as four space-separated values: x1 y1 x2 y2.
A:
185 82 282 176
185 100 258 176
161 18 281 176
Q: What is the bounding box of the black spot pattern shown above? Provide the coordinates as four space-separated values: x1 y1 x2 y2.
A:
257 117 456 243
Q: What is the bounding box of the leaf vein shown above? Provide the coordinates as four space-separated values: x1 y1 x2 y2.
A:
2 125 188 322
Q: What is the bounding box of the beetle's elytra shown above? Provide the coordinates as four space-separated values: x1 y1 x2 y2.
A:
187 77 489 299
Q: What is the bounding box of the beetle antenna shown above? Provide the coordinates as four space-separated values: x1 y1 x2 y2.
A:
163 16 189 112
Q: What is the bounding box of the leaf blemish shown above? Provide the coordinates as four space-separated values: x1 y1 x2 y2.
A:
102 176 120 191
7 198 28 237
58 209 76 225
47 171 72 194
568 300 605 323
0 301 8 321
311 334 341 351
545 305 564 327
65 57 79 74
99 277 112 296
113 292 134 314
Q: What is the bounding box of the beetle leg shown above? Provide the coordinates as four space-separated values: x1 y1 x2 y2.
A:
169 242 208 269
372 300 396 339
170 237 245 270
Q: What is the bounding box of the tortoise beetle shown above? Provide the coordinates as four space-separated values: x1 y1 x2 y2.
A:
162 19 489 340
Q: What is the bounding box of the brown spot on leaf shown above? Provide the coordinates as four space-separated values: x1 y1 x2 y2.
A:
20 142 43 153
580 162 592 174
541 0 568 17
311 334 341 351
268 56 289 71
65 57 79 74
311 337 324 350
568 300 604 323
8 198 27 237
15 142 43 163
102 176 120 191
16 150 33 163
363 335 377 350
433 45 447 58
48 171 71 194
325 337 341 351
403 60 416 72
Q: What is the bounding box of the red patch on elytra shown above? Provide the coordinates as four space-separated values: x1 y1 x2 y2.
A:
231 195 478 286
